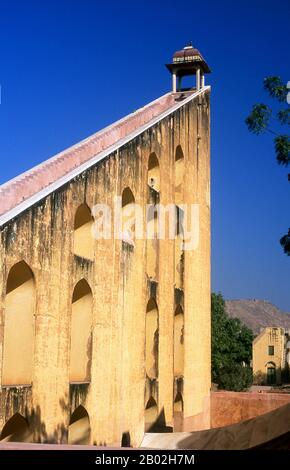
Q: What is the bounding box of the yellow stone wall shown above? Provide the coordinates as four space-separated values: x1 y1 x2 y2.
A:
253 327 285 385
0 89 211 446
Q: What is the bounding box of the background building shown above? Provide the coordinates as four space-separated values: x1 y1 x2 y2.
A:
253 327 290 385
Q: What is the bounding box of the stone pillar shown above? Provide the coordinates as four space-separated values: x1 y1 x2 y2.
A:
196 67 201 91
172 73 177 93
201 73 205 88
183 92 211 432
158 125 175 430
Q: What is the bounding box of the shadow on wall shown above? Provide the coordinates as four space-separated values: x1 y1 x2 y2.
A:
0 398 70 444
145 401 173 433
121 432 131 447
0 413 31 442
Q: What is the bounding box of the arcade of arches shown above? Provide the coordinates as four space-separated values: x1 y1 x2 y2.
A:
0 85 211 448
0 144 188 444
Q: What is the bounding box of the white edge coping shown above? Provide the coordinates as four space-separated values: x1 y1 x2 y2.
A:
0 86 210 227
0 91 173 191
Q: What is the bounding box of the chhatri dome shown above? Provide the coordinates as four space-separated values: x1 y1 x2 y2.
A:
166 42 211 93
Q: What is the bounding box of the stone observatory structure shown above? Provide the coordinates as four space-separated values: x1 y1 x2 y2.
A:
0 44 211 447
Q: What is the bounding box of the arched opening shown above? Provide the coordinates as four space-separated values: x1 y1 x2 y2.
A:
148 153 160 192
68 405 91 445
73 204 94 260
174 392 184 412
174 145 184 206
146 207 158 279
175 238 184 288
173 392 184 432
0 413 30 442
2 261 35 386
121 187 135 245
266 362 276 385
69 280 93 383
121 431 131 447
145 397 158 432
145 298 159 379
174 207 184 289
174 305 184 377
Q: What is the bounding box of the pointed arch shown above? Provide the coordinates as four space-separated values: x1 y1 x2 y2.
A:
0 413 30 442
121 187 135 244
70 279 93 383
145 298 159 379
173 392 184 412
121 431 131 447
145 397 158 432
174 145 184 206
174 305 184 377
73 203 94 260
147 153 160 192
146 206 158 279
173 392 184 432
68 405 91 445
2 261 35 386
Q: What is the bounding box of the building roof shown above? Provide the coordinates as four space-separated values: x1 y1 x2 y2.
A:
173 46 204 60
166 45 211 74
0 87 210 226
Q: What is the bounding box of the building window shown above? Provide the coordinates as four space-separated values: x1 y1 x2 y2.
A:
268 345 274 356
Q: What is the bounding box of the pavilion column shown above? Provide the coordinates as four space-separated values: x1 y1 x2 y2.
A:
196 67 201 91
172 73 177 93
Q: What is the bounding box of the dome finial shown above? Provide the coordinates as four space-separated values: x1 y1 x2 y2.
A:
184 41 193 50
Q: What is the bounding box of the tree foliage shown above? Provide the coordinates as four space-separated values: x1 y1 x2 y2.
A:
245 76 290 255
211 293 253 391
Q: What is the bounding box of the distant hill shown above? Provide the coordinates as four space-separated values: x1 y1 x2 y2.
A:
225 299 290 335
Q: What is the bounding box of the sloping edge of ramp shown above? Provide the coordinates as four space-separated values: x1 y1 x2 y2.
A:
141 402 290 450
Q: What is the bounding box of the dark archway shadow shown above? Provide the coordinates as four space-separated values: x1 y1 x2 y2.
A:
68 405 91 445
0 413 31 442
145 405 173 433
121 432 131 447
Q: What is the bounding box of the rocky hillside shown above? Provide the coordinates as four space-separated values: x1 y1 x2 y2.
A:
225 299 290 335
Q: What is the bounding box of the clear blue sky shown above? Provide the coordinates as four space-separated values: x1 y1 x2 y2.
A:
0 0 289 310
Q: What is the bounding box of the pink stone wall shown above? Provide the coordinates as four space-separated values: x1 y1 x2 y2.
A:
211 391 290 428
